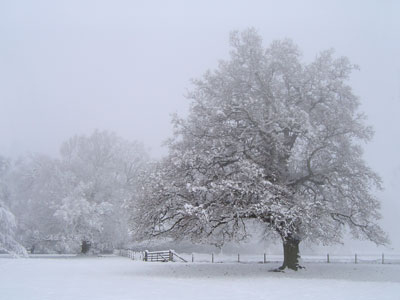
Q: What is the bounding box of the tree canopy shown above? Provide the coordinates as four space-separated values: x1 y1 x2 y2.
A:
134 29 388 270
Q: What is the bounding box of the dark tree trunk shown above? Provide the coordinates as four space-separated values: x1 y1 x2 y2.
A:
278 236 301 271
81 240 91 254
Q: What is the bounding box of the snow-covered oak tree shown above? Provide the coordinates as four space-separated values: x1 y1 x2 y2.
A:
134 29 388 270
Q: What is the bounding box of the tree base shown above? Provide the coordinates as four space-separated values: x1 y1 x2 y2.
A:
81 240 91 254
275 236 303 271
269 264 305 272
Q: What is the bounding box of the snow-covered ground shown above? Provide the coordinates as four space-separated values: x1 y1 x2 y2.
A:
1 256 399 300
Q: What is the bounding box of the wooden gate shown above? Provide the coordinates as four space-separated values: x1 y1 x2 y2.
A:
143 250 187 262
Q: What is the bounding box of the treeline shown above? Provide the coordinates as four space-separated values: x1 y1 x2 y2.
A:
0 130 148 255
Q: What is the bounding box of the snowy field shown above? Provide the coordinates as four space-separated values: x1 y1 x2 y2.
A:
1 256 400 300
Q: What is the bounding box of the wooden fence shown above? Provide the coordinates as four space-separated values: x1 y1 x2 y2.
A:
115 249 143 260
115 249 187 262
144 250 172 262
114 250 400 265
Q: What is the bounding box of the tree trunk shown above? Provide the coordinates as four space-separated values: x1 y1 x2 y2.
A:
278 236 301 271
81 240 91 254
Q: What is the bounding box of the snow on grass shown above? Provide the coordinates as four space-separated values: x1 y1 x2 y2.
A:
1 256 399 300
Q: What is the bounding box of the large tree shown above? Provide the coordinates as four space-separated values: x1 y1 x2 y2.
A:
135 29 388 270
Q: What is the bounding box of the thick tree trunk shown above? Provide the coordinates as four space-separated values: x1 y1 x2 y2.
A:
81 240 91 254
278 237 301 271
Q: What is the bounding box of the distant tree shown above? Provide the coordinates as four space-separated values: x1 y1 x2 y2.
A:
10 131 148 254
0 201 28 256
0 156 27 256
9 154 66 253
134 29 388 270
54 130 148 253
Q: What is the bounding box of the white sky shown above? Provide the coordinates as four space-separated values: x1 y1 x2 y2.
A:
0 0 399 250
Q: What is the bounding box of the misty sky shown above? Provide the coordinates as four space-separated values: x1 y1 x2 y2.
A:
1 0 399 250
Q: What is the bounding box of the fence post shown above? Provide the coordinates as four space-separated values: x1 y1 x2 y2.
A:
192 253 194 263
263 253 266 264
355 254 357 264
327 254 330 263
169 250 173 262
382 253 384 264
144 250 148 262
238 253 240 263
212 253 214 263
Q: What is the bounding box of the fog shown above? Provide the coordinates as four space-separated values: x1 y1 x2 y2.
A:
1 0 399 251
